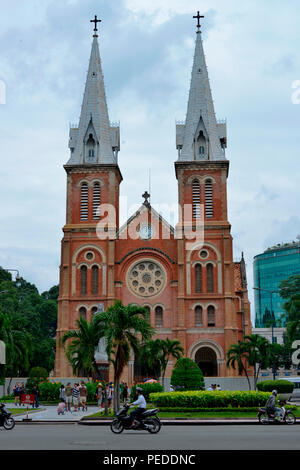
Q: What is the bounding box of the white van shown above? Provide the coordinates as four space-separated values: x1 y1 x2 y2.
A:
281 377 300 399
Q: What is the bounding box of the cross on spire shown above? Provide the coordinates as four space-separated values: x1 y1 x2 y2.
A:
90 15 101 37
193 11 204 32
142 191 150 206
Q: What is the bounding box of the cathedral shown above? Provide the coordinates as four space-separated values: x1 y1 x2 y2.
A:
54 14 251 382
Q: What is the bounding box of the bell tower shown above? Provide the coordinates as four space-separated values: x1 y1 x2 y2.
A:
55 17 122 376
175 13 246 376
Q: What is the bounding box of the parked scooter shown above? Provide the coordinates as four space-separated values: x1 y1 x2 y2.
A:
110 403 161 434
258 400 296 425
0 403 15 430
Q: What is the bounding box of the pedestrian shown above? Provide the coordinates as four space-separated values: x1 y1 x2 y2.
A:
57 398 66 415
123 383 128 403
20 383 26 406
108 382 114 409
79 381 87 411
13 383 20 406
169 384 174 392
31 385 40 408
207 384 213 391
96 382 103 409
59 384 66 401
217 384 221 391
72 383 80 412
65 382 73 412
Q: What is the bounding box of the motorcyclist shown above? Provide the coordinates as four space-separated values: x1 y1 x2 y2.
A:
128 387 146 428
265 389 282 420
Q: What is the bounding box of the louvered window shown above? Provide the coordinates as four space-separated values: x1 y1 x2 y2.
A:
206 264 214 293
207 305 215 326
195 264 202 293
155 306 163 327
205 179 213 218
192 179 201 219
93 182 101 219
80 266 87 295
80 182 89 221
195 306 203 326
92 265 99 294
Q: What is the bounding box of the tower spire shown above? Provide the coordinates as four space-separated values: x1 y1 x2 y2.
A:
67 18 119 165
176 13 226 161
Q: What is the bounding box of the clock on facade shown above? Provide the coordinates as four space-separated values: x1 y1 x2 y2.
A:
139 223 154 240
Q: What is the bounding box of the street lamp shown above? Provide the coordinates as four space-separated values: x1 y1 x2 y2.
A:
253 286 278 380
4 269 21 287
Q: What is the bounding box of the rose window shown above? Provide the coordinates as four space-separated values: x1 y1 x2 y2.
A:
127 260 166 297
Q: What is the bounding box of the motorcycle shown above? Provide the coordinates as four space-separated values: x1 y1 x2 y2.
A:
258 400 296 425
0 403 16 430
110 403 161 434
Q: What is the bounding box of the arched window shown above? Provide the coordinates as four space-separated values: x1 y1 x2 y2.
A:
91 265 99 294
80 182 89 221
144 306 151 323
155 306 163 327
93 182 101 219
86 133 96 161
205 179 213 218
192 179 201 219
80 266 87 295
79 306 87 320
195 264 202 293
207 306 215 327
206 263 214 293
91 306 98 315
195 306 203 326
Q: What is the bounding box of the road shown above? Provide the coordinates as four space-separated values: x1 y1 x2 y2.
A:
0 424 299 450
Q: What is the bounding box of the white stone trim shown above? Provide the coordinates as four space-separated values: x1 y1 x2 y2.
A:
188 339 225 361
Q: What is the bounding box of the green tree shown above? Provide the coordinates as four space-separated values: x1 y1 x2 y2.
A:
226 342 251 390
0 312 32 392
160 338 184 387
98 301 155 412
171 357 204 390
279 274 300 341
139 339 164 379
61 314 109 412
243 334 271 390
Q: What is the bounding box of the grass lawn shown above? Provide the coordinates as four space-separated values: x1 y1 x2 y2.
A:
7 407 45 416
85 406 300 420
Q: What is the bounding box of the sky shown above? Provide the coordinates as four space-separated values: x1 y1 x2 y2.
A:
0 0 299 325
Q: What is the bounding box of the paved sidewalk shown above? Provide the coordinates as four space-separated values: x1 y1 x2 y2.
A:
11 404 102 422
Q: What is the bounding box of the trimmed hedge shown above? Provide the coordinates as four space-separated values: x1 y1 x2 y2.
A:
149 391 270 408
256 380 294 393
130 382 164 401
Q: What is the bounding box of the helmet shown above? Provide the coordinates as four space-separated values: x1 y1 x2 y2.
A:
272 390 278 395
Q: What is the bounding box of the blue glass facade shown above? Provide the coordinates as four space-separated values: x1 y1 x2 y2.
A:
254 242 300 327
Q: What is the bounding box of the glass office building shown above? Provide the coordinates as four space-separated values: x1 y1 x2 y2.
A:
254 241 300 327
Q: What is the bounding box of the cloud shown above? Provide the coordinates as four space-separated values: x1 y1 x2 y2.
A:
0 0 299 331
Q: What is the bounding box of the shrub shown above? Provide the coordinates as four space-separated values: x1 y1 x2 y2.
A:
26 367 49 391
130 382 164 401
171 358 204 391
149 390 270 408
256 380 294 393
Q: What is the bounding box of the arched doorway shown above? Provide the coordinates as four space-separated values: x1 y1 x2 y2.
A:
195 347 218 377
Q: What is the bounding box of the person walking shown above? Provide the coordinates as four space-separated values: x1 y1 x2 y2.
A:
13 383 20 406
72 383 80 412
122 383 128 403
31 385 40 408
96 383 103 409
79 381 88 411
65 382 73 412
108 382 114 409
59 384 66 401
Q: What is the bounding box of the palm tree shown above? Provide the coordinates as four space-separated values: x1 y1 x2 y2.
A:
139 339 165 379
97 301 155 413
61 314 109 412
243 334 271 389
160 338 184 387
226 342 251 390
